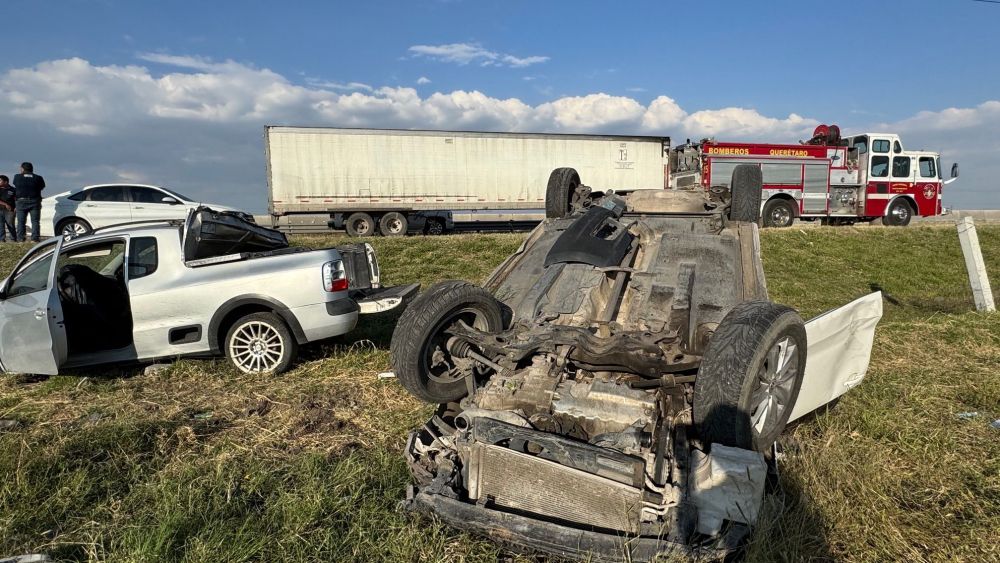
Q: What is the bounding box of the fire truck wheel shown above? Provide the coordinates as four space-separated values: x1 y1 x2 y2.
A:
545 167 582 219
379 212 408 236
729 164 763 223
345 212 376 237
762 199 795 228
882 199 914 227
693 300 807 452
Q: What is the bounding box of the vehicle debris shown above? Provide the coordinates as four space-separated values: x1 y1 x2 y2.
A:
391 166 883 561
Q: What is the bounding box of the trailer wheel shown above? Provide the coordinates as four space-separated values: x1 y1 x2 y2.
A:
693 301 807 452
391 281 504 403
729 165 763 223
882 198 913 227
762 199 795 228
345 212 375 237
379 212 408 236
545 167 582 219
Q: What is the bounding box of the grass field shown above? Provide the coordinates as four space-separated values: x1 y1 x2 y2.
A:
1 225 999 562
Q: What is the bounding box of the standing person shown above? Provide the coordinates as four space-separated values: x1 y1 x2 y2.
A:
0 175 16 242
13 162 45 242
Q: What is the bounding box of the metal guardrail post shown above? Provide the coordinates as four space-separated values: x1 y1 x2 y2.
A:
956 217 996 312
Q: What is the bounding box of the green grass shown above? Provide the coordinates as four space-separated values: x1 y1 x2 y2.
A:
1 226 999 562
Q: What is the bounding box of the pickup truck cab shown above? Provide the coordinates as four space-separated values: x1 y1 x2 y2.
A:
0 208 417 375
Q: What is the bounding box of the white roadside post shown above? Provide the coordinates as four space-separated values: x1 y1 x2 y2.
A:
957 216 996 312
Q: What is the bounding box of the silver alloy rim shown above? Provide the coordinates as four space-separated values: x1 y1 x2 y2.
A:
892 203 910 222
62 222 88 236
228 320 285 373
750 336 799 434
770 206 791 226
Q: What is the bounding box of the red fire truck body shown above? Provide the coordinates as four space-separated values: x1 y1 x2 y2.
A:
669 127 956 227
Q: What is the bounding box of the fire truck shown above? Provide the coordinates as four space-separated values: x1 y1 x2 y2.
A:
669 125 959 227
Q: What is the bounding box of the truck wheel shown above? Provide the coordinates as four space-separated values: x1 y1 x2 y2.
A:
345 212 375 236
762 199 795 228
545 167 582 219
882 199 913 227
693 301 806 452
425 218 445 236
379 212 408 236
729 165 763 223
391 281 503 403
225 312 298 374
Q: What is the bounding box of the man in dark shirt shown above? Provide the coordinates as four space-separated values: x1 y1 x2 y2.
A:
13 162 45 242
0 175 16 242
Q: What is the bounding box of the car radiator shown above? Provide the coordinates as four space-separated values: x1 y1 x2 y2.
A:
466 443 644 533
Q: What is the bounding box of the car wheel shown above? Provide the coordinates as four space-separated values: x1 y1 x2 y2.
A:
762 199 795 228
693 301 807 452
882 199 913 227
425 218 445 236
390 280 504 403
225 312 298 374
57 218 92 237
345 212 376 237
728 165 763 223
545 167 582 219
379 212 408 236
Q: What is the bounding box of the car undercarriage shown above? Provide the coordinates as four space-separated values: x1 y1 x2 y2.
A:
390 166 876 561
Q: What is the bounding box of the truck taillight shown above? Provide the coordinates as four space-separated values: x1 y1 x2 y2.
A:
323 260 348 292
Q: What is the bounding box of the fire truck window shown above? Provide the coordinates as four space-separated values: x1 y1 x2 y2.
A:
892 157 911 178
853 138 868 154
711 162 739 187
919 157 937 178
893 140 902 154
871 156 890 177
872 140 890 153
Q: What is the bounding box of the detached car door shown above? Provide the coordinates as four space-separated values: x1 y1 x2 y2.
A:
0 238 69 374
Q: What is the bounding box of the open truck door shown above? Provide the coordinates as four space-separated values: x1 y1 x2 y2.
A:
0 238 69 375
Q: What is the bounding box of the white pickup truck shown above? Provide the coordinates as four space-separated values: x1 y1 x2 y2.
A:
0 208 417 375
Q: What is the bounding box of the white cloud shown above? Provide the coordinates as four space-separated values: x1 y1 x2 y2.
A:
408 43 549 68
416 76 431 85
0 55 993 211
305 79 373 92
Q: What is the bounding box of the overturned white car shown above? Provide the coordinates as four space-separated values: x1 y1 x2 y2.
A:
390 167 882 560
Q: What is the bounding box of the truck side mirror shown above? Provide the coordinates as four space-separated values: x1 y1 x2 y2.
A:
951 163 959 179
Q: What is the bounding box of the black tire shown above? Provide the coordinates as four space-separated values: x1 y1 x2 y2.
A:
762 199 795 228
345 212 376 237
545 167 581 219
379 212 408 236
693 301 807 452
57 217 92 237
390 281 504 403
224 312 298 374
425 219 445 236
728 165 763 223
881 198 913 227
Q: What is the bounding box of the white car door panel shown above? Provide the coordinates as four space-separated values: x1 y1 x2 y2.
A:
79 186 132 229
0 239 68 374
129 187 191 222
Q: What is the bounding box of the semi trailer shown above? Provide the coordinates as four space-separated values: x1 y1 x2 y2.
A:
264 126 671 235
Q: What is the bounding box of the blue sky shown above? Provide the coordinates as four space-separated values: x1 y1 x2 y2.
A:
0 0 997 210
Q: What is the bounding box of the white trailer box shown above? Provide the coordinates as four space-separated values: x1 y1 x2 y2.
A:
264 127 670 234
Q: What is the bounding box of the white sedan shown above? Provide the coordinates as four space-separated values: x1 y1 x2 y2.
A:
39 184 248 237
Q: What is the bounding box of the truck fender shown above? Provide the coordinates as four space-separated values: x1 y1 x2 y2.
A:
883 195 917 216
208 294 309 354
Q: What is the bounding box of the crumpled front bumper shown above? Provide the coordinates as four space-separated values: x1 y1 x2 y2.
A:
403 487 739 563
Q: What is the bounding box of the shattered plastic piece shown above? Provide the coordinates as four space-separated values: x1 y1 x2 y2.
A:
956 412 980 420
990 420 1000 430
144 364 172 376
0 420 20 431
377 372 397 379
0 555 53 563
